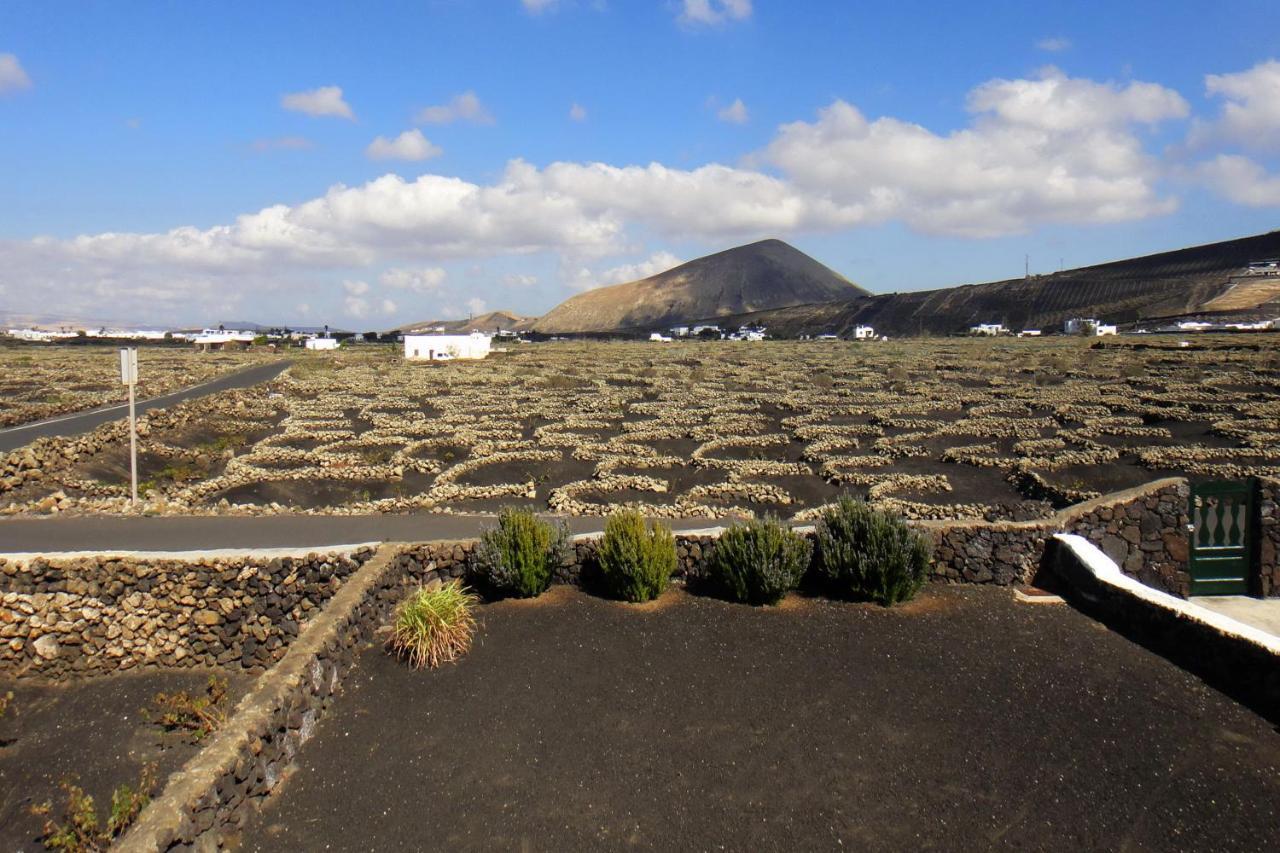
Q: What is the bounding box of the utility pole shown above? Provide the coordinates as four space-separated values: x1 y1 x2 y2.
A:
120 348 139 505
1025 254 1030 278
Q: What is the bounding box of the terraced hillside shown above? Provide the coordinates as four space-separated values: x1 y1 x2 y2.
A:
713 229 1280 337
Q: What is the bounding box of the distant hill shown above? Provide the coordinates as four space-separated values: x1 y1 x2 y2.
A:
711 229 1280 337
532 239 866 334
400 310 534 335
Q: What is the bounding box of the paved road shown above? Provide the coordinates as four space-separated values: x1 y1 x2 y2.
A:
0 513 731 553
0 360 291 454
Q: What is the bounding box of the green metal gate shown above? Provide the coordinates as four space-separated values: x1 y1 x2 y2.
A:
1188 479 1258 596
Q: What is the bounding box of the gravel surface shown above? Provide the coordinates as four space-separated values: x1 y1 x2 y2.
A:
239 585 1280 852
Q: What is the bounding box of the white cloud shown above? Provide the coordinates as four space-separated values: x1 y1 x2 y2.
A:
416 91 494 125
567 250 683 291
281 86 354 120
251 136 312 152
0 53 31 93
381 298 399 315
569 102 587 122
522 0 558 12
380 266 447 292
1035 37 1072 53
503 273 539 287
679 0 752 26
343 280 370 296
766 68 1188 236
1200 59 1280 151
365 129 442 161
465 297 488 316
0 68 1205 323
1197 154 1280 206
717 98 749 124
344 296 370 318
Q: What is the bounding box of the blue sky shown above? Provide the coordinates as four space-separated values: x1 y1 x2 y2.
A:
2 0 1279 327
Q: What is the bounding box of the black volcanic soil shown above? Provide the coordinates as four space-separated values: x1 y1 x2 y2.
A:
0 669 251 851
240 586 1280 852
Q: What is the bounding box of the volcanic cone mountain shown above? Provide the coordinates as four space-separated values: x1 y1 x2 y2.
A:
532 239 866 334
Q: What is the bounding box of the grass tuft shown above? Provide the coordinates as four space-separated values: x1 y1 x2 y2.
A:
386 580 479 669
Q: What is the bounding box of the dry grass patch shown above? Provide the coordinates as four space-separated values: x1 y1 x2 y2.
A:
386 581 480 669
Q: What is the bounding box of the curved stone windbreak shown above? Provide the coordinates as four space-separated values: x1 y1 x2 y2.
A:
0 547 375 678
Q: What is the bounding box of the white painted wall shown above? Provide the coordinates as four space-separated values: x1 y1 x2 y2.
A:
404 332 492 360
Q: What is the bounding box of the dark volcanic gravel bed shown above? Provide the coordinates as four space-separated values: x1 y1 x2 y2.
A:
242 586 1280 852
0 668 251 850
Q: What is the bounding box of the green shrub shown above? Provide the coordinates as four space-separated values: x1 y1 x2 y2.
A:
814 497 930 605
707 516 812 605
597 510 676 602
386 581 479 669
473 507 568 597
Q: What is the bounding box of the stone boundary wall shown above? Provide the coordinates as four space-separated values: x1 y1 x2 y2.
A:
1047 533 1280 724
924 479 1191 595
0 547 374 679
1260 478 1279 598
117 543 412 852
387 481 1193 597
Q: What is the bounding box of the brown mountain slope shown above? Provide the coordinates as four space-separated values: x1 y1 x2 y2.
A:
532 239 866 334
712 229 1280 337
401 310 534 334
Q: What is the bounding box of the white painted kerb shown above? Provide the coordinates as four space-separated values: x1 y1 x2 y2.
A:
0 542 380 564
1053 533 1280 654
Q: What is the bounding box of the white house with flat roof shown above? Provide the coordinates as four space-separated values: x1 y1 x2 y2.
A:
305 337 339 351
404 331 492 361
853 325 876 340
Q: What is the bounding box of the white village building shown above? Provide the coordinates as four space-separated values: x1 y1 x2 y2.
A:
1064 318 1118 336
404 331 492 361
970 323 1008 336
305 337 340 351
853 325 876 340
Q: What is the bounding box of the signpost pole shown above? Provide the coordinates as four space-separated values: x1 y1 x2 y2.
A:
121 348 139 505
129 377 138 504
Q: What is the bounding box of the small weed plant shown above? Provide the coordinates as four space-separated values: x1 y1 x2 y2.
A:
386 580 479 669
142 675 228 743
0 690 12 720
474 507 568 597
707 516 812 605
597 510 676 602
814 497 931 606
32 763 156 852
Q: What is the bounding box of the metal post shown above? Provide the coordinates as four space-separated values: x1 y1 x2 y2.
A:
121 347 139 505
129 378 138 504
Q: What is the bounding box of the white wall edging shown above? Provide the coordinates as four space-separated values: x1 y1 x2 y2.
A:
1053 533 1280 654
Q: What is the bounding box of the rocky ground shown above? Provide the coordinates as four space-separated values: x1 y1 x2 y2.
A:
2 338 1277 521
